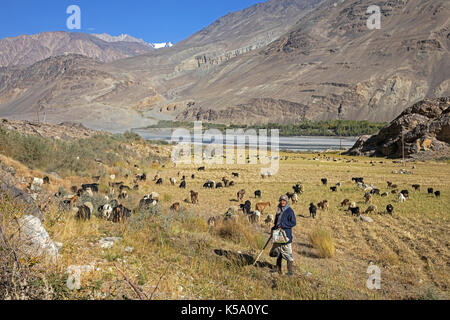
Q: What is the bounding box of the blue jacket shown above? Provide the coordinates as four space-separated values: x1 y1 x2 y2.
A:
273 206 297 244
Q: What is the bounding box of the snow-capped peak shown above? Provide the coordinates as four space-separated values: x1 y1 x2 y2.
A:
151 42 174 49
91 33 173 49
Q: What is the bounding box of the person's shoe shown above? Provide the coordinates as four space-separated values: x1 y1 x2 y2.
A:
270 257 283 274
286 261 294 276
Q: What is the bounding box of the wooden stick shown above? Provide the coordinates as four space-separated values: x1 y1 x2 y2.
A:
253 232 273 266
150 262 170 300
114 264 148 300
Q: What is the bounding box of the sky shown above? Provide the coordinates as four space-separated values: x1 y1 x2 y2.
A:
0 0 264 43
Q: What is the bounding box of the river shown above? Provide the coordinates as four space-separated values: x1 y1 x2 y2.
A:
134 129 358 152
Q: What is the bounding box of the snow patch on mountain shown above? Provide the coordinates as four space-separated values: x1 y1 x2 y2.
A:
92 33 173 49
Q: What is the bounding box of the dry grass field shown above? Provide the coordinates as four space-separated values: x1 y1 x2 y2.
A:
1 148 449 300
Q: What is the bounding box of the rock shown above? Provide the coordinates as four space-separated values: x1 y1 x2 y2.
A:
98 237 122 249
0 181 44 221
19 215 59 264
66 265 94 290
360 215 374 223
346 97 450 160
125 247 134 253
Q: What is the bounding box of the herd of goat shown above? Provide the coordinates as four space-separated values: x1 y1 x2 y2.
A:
27 162 442 228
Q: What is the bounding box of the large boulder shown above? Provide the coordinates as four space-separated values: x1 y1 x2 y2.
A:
346 97 450 160
18 215 59 264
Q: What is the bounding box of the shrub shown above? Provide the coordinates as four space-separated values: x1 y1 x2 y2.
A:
309 228 336 258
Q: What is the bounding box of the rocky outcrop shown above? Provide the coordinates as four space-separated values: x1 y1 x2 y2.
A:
0 161 44 221
0 118 104 141
178 98 309 125
346 97 450 159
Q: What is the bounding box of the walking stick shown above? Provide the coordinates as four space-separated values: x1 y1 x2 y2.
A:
253 231 273 266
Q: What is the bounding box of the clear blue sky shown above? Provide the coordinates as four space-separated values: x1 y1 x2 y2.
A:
0 0 264 43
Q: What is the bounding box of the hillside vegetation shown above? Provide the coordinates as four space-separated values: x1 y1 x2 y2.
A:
145 120 387 137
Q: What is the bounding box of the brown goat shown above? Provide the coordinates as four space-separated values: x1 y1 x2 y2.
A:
170 202 181 212
317 200 329 211
341 199 351 207
190 190 199 204
255 202 271 214
237 189 246 201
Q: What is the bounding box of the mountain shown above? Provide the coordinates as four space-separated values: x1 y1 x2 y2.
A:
0 31 156 67
91 33 173 49
0 54 158 131
171 0 450 124
0 0 448 131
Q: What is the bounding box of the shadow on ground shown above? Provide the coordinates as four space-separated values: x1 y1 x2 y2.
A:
214 249 274 269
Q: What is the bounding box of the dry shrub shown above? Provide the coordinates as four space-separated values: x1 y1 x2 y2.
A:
213 219 258 248
183 216 209 233
309 228 336 258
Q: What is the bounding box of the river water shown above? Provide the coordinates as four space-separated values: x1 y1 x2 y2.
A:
134 129 358 152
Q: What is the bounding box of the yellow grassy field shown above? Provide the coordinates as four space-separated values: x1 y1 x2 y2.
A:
2 151 449 300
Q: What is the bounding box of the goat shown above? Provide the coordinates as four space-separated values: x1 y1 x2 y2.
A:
428 188 434 195
170 177 177 186
349 206 360 217
241 200 252 215
190 190 199 204
215 182 224 189
248 210 261 224
179 180 187 189
435 191 441 198
136 173 147 182
170 202 181 212
255 202 271 214
412 184 421 191
111 205 132 223
365 205 377 214
75 202 93 221
82 184 99 193
203 181 214 189
118 191 128 200
309 203 317 219
237 189 246 201
386 204 394 215
265 214 274 225
341 199 350 207
400 190 409 198
232 172 239 177
198 166 206 171
156 178 163 185
98 204 113 221
321 178 328 186
330 186 338 192
398 193 406 202
254 190 262 198
286 192 298 203
317 200 329 211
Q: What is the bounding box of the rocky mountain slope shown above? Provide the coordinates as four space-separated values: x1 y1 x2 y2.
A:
346 97 450 160
0 0 448 130
172 0 450 125
0 31 156 67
